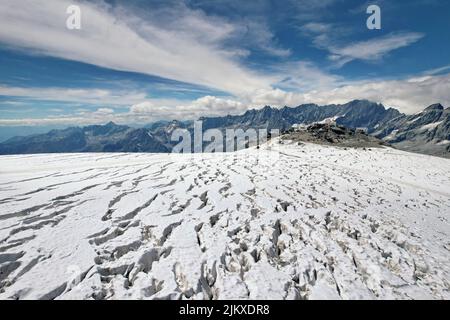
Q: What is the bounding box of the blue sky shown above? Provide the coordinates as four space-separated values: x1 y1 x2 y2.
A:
0 0 449 127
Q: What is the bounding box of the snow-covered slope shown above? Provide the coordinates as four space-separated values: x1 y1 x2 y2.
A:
0 142 449 300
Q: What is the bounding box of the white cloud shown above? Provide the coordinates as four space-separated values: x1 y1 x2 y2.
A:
0 0 444 125
0 95 245 125
189 96 244 114
133 72 450 118
0 116 112 126
130 96 244 120
240 21 292 58
248 73 450 114
328 32 425 65
2 72 448 126
423 64 450 76
0 85 147 106
302 22 332 33
129 102 156 115
271 61 342 92
2 70 449 127
0 0 272 96
95 108 114 114
301 21 425 67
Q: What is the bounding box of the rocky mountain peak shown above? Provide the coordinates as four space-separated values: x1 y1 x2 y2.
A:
424 103 444 112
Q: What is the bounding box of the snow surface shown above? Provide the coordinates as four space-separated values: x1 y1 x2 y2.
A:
419 121 443 132
0 141 449 300
437 140 450 146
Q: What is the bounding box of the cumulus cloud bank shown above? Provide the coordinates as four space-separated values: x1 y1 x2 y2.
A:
1 72 448 126
252 73 450 114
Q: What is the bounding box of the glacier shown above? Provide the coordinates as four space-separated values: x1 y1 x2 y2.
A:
0 140 449 300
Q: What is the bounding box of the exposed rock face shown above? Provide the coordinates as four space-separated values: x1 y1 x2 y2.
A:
373 104 450 157
199 100 401 132
282 123 388 149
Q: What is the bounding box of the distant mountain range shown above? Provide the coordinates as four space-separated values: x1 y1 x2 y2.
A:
0 100 448 157
199 99 402 132
0 121 170 154
373 103 450 157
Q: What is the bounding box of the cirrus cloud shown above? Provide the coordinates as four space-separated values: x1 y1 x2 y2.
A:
0 0 273 96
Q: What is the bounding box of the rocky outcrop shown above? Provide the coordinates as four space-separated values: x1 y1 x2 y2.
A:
282 123 388 148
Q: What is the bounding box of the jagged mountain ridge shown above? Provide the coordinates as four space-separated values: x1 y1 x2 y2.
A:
199 100 401 132
0 121 170 154
373 103 450 157
0 100 448 157
1 99 399 155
